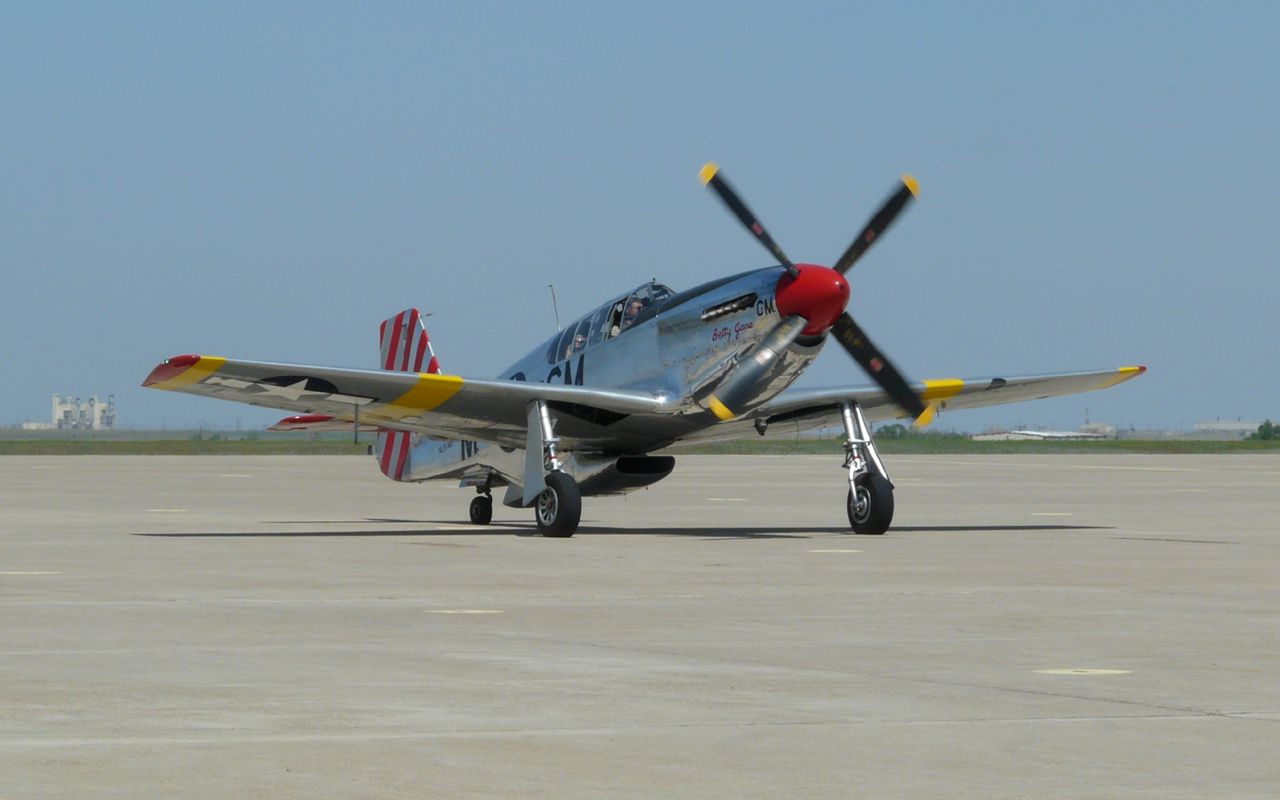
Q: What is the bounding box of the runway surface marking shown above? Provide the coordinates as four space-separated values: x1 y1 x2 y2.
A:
927 459 1204 473
1035 668 1132 675
146 508 188 513
1031 512 1074 516
1114 536 1235 545
809 549 861 553
0 571 61 575
423 609 504 614
706 497 746 502
218 473 253 478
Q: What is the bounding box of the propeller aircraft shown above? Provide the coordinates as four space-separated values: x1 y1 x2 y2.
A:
144 164 1146 537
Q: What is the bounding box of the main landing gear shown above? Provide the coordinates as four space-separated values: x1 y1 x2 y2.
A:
840 401 895 535
534 471 581 538
469 493 493 525
526 399 581 537
463 400 583 537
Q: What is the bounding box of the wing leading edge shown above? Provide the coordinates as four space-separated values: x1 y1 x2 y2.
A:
142 354 675 449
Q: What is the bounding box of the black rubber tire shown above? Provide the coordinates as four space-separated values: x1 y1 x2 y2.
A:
534 471 581 538
847 473 894 535
469 495 493 525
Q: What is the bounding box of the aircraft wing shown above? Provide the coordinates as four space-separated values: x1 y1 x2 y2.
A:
674 366 1147 444
143 354 674 449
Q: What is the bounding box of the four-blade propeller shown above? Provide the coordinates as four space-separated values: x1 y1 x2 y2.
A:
700 163 929 423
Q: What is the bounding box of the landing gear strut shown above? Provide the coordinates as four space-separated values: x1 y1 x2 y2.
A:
525 400 581 537
840 401 894 535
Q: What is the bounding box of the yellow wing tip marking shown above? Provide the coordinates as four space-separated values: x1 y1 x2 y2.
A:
920 378 964 402
144 355 227 390
1101 365 1147 389
699 162 720 185
707 395 736 421
902 174 920 197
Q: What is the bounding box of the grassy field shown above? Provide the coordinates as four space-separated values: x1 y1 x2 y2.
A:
0 439 371 456
675 437 1280 455
1 436 1277 456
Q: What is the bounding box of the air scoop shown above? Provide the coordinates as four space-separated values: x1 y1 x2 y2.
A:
775 264 850 335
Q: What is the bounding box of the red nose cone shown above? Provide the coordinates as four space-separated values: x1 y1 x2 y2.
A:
775 264 851 335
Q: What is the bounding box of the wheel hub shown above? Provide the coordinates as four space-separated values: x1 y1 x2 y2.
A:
536 487 558 526
852 484 871 524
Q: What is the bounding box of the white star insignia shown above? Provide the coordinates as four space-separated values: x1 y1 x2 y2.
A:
255 379 324 402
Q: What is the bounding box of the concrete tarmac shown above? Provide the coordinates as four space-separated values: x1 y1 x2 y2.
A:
2 454 1279 798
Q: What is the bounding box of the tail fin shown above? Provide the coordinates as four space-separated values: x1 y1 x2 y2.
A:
375 309 439 481
378 308 440 375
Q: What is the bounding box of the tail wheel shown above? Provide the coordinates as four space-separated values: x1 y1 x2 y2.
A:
469 495 493 525
847 473 893 535
535 472 581 538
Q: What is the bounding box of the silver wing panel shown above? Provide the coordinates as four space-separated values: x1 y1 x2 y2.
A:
673 366 1147 444
143 355 677 450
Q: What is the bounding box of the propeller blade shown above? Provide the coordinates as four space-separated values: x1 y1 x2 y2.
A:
829 312 928 422
706 315 809 420
831 175 919 275
700 163 800 278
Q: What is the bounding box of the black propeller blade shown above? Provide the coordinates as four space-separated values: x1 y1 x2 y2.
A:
700 163 800 278
830 312 928 421
706 315 809 420
699 162 931 424
831 175 919 276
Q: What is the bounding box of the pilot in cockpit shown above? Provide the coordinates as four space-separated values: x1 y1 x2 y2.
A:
564 334 586 360
621 297 647 328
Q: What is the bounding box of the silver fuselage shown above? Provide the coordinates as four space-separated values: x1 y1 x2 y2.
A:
403 265 826 499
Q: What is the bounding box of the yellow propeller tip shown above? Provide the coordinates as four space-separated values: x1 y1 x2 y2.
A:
707 395 735 421
699 162 720 185
913 403 937 429
901 174 920 197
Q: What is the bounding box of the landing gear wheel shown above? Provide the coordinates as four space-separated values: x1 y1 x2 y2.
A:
534 471 581 538
847 473 894 535
469 495 493 525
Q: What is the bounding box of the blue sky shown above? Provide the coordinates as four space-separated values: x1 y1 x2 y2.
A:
2 2 1276 431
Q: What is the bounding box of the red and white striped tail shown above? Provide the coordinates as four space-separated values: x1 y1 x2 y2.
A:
379 307 440 375
376 308 439 481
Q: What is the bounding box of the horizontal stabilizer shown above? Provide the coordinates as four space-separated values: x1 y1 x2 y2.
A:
268 414 381 433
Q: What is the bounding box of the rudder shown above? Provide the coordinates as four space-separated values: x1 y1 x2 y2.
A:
375 308 439 481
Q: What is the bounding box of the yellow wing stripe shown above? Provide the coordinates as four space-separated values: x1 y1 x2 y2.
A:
920 378 965 402
384 372 464 416
151 356 227 390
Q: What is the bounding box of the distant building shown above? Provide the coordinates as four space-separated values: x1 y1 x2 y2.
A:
971 429 1108 441
1194 419 1262 438
22 394 117 430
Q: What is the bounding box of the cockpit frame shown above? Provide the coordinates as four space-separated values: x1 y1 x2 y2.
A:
544 281 673 363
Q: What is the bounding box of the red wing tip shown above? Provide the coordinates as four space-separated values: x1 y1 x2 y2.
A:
142 354 201 387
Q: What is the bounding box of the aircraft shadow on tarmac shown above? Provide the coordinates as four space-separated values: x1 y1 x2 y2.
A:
135 521 1112 540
